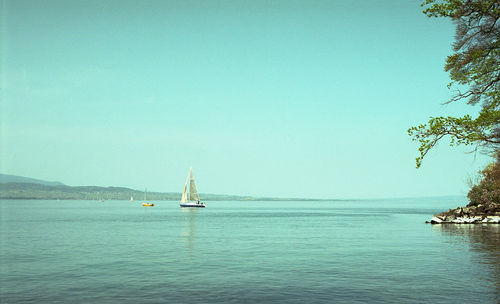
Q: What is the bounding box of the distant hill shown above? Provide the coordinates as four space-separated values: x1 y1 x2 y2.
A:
0 174 321 201
0 174 65 186
0 182 180 200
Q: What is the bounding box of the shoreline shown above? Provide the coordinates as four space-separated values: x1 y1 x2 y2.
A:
427 202 500 224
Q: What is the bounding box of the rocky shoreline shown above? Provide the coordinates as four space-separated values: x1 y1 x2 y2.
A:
427 202 500 224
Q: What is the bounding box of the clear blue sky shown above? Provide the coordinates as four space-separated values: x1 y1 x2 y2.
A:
0 0 492 199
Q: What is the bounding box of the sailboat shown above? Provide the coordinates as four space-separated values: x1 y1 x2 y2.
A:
142 188 154 207
180 167 205 208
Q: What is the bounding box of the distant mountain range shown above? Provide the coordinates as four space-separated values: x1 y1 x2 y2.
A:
0 174 318 201
0 174 65 186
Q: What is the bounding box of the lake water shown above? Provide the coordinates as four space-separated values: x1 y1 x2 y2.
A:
1 198 499 303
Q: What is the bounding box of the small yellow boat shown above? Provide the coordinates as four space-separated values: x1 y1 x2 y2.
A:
142 188 154 207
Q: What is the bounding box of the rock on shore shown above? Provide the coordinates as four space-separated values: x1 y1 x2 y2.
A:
427 202 500 224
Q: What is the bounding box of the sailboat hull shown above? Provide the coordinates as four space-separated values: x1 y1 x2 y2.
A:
180 202 205 208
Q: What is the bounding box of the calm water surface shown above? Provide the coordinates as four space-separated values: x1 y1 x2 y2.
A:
1 198 499 303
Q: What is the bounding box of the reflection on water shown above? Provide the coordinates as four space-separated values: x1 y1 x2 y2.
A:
181 208 199 252
434 224 500 298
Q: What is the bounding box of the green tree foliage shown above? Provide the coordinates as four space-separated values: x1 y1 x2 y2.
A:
408 0 500 168
467 151 500 205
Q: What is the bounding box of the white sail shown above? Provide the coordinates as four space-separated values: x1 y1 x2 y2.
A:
189 167 200 201
180 171 190 204
181 183 188 204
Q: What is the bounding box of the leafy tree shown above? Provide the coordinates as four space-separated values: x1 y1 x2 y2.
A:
408 0 500 168
467 151 500 205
